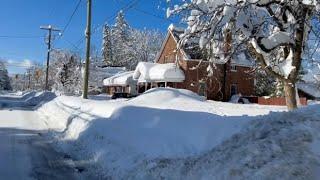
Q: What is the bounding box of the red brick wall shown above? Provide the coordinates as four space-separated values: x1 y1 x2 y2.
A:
157 33 184 64
257 97 307 106
225 65 255 100
156 31 255 101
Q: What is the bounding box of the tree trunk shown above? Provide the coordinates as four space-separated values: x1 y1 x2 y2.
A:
284 81 298 110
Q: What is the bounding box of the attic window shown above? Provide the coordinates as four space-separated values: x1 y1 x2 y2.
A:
231 65 237 72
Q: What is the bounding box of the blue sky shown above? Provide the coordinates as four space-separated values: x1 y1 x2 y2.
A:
0 0 178 74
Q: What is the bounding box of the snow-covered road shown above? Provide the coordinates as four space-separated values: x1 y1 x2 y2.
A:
0 109 82 179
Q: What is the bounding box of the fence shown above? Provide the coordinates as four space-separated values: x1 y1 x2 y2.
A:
243 96 308 106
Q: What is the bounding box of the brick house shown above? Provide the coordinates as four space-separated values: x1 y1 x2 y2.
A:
154 25 255 101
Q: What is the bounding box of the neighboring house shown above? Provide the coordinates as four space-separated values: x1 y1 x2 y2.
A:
83 65 126 88
133 62 185 93
103 71 137 96
154 25 255 101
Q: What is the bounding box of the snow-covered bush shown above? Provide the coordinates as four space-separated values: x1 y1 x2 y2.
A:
49 49 82 95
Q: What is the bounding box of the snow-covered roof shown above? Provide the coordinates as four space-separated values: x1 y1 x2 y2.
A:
230 53 254 67
297 82 320 99
133 62 185 83
103 71 136 86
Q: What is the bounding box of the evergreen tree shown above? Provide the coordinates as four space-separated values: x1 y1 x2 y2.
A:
0 61 12 91
102 24 113 66
111 10 130 67
255 69 276 97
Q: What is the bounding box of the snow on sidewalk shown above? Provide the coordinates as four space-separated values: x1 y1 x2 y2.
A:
0 91 56 108
36 88 288 178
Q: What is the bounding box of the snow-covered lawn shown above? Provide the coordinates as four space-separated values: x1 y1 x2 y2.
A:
36 88 293 178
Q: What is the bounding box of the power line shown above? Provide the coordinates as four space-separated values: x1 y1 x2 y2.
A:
0 35 44 39
60 0 83 35
132 7 176 23
53 0 83 47
73 0 140 50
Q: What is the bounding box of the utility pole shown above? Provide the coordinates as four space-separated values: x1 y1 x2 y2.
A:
82 0 92 99
40 25 60 91
27 69 31 89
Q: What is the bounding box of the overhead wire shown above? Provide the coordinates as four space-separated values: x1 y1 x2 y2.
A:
73 0 140 51
0 35 44 39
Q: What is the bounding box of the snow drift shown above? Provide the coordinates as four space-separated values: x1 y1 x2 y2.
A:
0 91 56 109
36 88 303 179
37 88 253 178
130 104 320 180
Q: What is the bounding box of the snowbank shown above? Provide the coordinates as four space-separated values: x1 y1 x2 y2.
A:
128 87 205 107
130 104 320 180
37 88 287 178
0 91 56 108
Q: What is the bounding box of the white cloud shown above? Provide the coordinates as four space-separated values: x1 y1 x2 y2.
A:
5 59 34 68
1 59 36 75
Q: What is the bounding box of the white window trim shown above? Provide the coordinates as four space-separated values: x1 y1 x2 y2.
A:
230 65 237 72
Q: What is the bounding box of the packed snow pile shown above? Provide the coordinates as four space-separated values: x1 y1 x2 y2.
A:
129 104 320 180
0 91 56 108
133 62 185 82
37 88 288 178
128 87 205 106
37 88 264 178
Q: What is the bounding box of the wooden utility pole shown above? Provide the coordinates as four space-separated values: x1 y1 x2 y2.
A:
40 25 60 91
27 69 31 89
82 0 92 99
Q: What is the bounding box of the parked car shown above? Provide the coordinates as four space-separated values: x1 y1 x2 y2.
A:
230 94 251 104
111 92 129 99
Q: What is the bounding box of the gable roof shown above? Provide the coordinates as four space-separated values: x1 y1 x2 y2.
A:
169 25 204 60
156 24 254 67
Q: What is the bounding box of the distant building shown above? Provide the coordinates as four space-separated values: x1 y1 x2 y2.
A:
103 71 137 96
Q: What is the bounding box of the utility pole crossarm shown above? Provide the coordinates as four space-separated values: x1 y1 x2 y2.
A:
40 25 61 32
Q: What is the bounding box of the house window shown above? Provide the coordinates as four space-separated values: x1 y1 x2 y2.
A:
199 82 207 97
230 84 238 96
158 82 165 87
231 65 237 72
